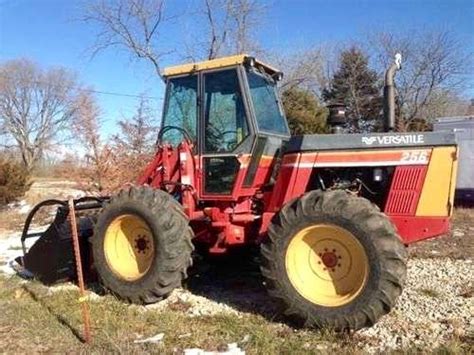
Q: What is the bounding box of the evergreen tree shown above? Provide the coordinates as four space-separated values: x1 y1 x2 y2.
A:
282 88 328 135
322 47 382 132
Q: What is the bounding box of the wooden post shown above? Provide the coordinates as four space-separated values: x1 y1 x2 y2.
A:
68 198 92 344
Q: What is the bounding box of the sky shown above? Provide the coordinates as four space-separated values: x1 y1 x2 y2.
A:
0 0 473 138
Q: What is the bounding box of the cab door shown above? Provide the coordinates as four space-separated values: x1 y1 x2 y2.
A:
199 68 255 199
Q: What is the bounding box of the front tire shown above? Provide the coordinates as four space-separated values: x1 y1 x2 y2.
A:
261 190 407 330
92 186 194 304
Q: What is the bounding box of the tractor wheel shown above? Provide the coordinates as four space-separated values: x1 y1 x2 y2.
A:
261 190 407 331
92 186 194 304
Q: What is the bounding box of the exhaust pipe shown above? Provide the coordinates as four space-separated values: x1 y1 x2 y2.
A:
383 53 402 132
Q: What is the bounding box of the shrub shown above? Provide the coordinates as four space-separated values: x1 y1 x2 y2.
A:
0 158 31 206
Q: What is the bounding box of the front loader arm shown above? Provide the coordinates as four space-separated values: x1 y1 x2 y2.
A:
137 139 198 217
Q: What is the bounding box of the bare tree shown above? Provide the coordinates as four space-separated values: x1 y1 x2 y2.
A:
83 0 266 80
201 0 232 60
274 45 339 97
230 0 264 55
369 30 471 130
113 96 157 156
73 94 159 193
0 59 79 171
82 0 175 80
108 96 158 186
468 99 474 116
73 91 112 192
183 0 266 61
422 90 472 119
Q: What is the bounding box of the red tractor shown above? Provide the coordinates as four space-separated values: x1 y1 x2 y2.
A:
19 54 458 331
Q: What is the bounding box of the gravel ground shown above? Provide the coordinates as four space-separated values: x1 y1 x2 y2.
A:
139 288 241 317
356 258 473 352
1 225 473 352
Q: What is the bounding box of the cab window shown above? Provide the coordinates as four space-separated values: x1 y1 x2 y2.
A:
161 75 198 145
247 71 289 135
204 69 249 153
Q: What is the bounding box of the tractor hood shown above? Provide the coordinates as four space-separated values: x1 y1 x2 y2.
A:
286 131 457 153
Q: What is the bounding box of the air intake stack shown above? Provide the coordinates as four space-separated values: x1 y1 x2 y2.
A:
327 103 347 134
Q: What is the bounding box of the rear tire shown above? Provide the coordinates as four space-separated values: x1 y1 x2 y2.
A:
261 190 407 330
92 186 194 304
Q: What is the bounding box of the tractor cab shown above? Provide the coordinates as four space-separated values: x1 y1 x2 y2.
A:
155 55 290 200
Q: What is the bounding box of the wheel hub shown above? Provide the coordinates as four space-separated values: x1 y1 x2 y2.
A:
103 214 155 281
321 251 339 269
286 224 369 307
134 235 150 254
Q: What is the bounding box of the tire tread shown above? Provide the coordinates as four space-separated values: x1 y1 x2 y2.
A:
260 190 407 330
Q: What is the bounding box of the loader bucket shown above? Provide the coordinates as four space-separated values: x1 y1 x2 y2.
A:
15 197 106 285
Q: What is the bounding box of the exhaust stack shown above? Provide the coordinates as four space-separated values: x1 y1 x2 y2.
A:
383 53 402 132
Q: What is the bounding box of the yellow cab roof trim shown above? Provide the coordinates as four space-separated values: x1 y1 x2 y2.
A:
162 54 280 77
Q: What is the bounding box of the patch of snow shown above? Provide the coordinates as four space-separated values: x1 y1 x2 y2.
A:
0 229 43 275
134 333 164 344
6 200 31 215
18 202 32 214
46 283 80 293
184 343 245 355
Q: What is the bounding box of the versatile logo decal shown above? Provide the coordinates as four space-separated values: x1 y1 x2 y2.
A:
361 137 377 145
362 134 424 146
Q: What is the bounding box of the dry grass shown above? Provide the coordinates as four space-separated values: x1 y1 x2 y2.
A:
0 208 26 233
418 288 442 298
2 274 471 354
0 178 86 235
0 275 348 354
25 177 84 203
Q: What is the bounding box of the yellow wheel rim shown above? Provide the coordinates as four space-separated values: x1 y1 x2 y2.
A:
104 214 155 281
285 224 368 307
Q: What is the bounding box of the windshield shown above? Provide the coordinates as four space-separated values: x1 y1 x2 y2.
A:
247 71 289 136
160 75 198 145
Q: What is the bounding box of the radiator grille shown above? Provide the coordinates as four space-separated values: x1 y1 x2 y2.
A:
385 166 427 215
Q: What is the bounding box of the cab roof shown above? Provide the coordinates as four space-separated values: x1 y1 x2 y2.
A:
162 54 280 78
